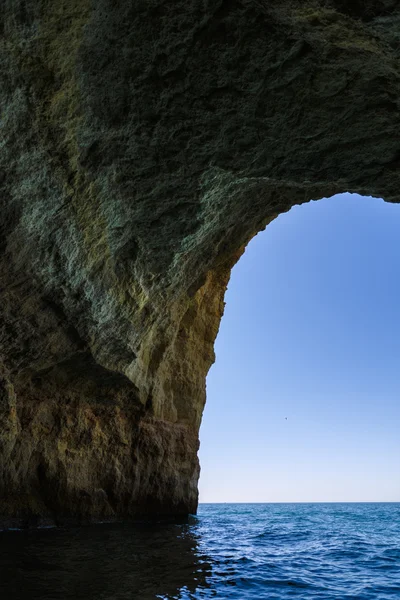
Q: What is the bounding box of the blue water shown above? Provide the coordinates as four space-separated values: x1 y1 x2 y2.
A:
0 503 399 599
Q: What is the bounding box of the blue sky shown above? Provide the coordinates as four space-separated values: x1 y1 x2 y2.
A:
198 193 400 502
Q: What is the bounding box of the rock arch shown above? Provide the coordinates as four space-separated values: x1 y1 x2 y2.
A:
0 0 399 523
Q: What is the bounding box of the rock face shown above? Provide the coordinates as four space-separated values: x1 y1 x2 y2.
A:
0 0 399 524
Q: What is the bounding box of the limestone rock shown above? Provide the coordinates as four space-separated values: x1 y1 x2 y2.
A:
0 0 399 523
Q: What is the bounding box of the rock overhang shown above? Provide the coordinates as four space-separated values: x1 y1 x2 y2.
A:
0 0 399 524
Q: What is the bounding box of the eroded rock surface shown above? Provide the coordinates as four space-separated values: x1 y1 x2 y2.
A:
0 0 399 524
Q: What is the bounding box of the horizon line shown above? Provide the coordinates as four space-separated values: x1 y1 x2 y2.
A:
198 501 400 504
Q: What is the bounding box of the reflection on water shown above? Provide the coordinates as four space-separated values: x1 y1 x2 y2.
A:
1 504 400 599
0 518 212 600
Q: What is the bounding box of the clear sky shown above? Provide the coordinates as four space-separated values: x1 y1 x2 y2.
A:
198 192 400 503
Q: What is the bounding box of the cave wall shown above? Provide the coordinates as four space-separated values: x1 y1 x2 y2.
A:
0 0 399 524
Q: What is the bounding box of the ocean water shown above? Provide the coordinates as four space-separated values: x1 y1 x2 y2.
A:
0 503 399 599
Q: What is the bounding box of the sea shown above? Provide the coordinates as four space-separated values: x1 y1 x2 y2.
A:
0 503 399 599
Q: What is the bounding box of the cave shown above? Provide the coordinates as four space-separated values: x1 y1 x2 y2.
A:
0 0 399 524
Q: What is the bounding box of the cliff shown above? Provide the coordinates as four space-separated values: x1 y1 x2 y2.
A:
1 0 399 525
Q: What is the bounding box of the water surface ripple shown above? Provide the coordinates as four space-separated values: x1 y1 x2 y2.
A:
1 503 399 599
